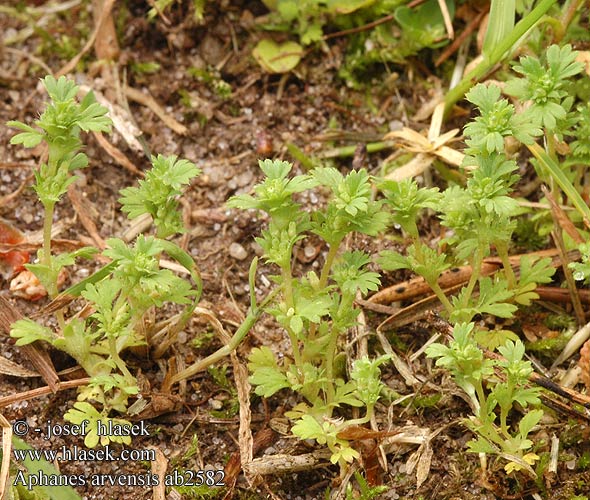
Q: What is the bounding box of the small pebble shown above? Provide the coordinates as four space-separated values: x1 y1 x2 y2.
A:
229 242 248 260
209 400 223 410
251 242 264 256
303 244 316 259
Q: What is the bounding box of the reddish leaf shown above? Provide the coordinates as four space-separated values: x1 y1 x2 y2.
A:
0 219 29 278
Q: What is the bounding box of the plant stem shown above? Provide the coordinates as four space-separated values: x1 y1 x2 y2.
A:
281 266 294 309
309 240 342 342
169 288 279 386
318 141 396 159
461 246 484 309
527 143 590 223
109 335 134 381
346 406 373 427
42 199 65 330
495 240 517 289
427 279 455 314
560 0 583 41
280 265 303 368
500 405 510 439
325 324 339 407
42 201 54 269
319 240 342 289
474 381 487 418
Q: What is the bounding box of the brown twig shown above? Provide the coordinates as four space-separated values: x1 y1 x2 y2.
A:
435 9 487 66
0 378 90 408
322 14 395 40
56 0 116 77
0 295 59 392
124 86 188 136
92 131 145 177
67 184 106 249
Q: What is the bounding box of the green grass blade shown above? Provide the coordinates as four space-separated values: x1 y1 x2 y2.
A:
12 436 82 500
527 142 590 223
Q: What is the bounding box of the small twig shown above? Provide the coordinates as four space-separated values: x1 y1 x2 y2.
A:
56 0 116 77
92 131 144 177
124 86 188 136
67 184 106 249
322 14 395 40
435 8 486 66
0 378 90 408
436 0 454 39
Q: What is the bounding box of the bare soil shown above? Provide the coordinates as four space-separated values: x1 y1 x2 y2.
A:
1 2 590 500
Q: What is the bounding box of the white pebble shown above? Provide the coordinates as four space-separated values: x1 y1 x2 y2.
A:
229 242 248 260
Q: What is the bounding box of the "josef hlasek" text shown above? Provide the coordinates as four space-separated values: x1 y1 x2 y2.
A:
41 420 149 441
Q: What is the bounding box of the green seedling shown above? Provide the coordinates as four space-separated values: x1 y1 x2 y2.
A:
444 0 558 114
8 77 202 446
426 323 543 476
11 155 201 444
229 159 391 466
344 471 389 499
148 0 206 22
379 73 562 325
375 45 590 478
8 75 111 303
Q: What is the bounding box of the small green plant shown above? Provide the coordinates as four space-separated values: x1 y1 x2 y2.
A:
344 471 388 499
8 77 202 446
256 0 455 79
148 0 207 22
426 323 543 476
8 75 111 304
377 42 590 478
229 159 391 465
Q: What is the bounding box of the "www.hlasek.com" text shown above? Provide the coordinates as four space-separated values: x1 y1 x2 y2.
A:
13 445 156 462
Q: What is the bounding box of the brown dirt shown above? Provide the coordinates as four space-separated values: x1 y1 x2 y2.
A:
1 2 590 500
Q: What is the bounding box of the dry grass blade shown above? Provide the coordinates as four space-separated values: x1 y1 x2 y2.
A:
0 295 59 391
78 82 144 153
376 331 421 386
56 0 116 77
150 447 168 500
231 352 254 473
0 355 38 378
551 227 584 325
67 184 106 249
0 378 90 408
91 0 119 62
543 186 584 244
383 153 434 181
0 413 12 500
382 100 464 181
124 86 188 136
243 451 332 475
436 0 454 39
92 131 145 177
551 321 590 370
